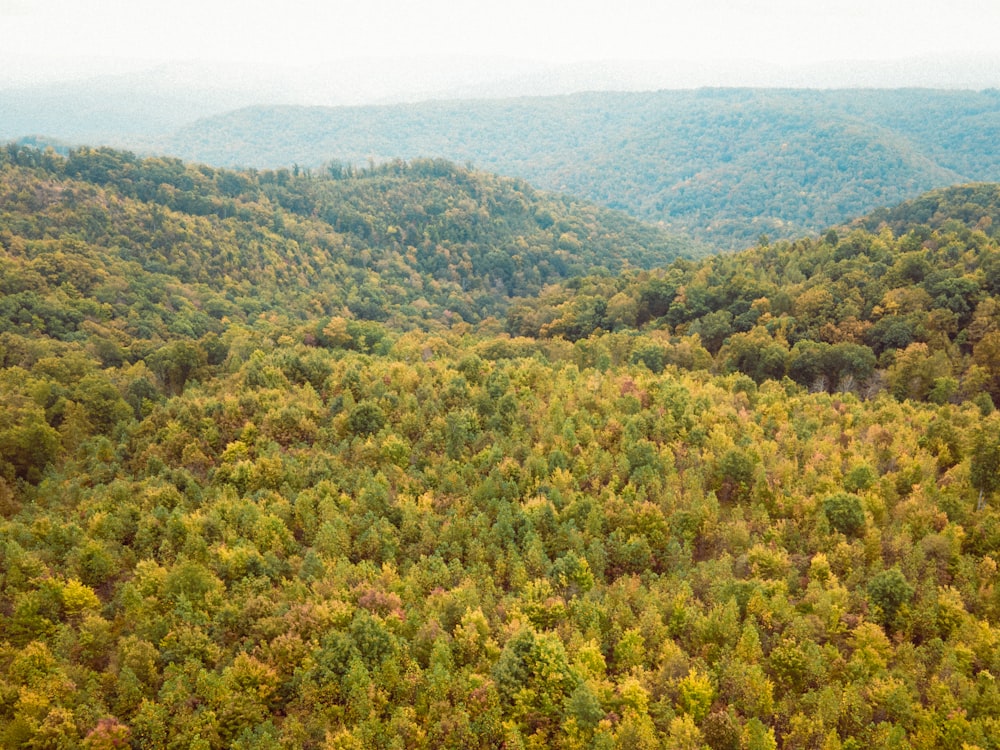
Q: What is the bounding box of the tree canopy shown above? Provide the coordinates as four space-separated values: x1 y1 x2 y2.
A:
2 145 1000 749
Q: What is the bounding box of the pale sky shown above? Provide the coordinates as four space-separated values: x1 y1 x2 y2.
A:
2 0 999 77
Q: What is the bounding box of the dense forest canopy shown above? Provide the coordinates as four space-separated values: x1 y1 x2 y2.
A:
3 145 1000 749
507 182 1000 404
0 144 693 338
148 88 1000 249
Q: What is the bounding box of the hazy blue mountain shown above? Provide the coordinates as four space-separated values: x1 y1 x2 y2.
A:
147 88 1000 249
4 53 997 142
4 58 999 250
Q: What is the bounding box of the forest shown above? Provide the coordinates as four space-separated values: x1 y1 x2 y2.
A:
146 88 1000 248
3 145 1000 749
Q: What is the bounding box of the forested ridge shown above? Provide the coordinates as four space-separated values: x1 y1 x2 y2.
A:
507 183 1000 406
151 88 1000 249
3 145 1000 749
0 145 691 337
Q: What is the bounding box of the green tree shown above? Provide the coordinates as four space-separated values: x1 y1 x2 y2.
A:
147 341 205 395
492 628 576 737
823 492 866 537
970 429 1000 511
348 400 386 436
0 406 60 482
867 567 914 632
712 448 756 504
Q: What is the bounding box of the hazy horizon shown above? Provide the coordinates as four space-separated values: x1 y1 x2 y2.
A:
3 1 999 149
3 0 1000 92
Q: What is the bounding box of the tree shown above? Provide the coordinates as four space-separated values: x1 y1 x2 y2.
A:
787 340 829 389
0 405 60 482
712 448 757 504
565 682 604 733
821 342 876 391
677 668 715 723
83 718 131 749
720 328 788 383
823 492 865 537
867 567 913 632
970 429 1000 511
886 342 951 402
492 628 575 737
689 310 733 355
147 341 205 395
347 400 385 436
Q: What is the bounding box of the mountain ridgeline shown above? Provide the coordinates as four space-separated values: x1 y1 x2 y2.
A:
151 88 1000 249
0 144 693 341
5 146 1000 749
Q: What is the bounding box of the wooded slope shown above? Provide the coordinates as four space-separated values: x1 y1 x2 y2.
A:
154 88 1000 248
3 148 1000 749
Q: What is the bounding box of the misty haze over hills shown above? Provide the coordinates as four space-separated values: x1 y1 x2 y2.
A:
2 53 1000 144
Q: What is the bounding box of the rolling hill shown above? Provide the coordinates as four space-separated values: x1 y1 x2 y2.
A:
149 88 1000 249
0 144 694 349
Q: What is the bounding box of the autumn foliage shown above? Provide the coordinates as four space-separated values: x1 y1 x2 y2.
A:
2 146 1000 748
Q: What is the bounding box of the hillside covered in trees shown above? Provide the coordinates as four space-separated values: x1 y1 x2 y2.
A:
506 183 1000 405
148 88 1000 249
0 144 692 338
3 147 1000 749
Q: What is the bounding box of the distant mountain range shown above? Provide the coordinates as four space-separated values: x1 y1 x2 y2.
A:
4 52 999 112
3 57 1000 249
143 88 1000 249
